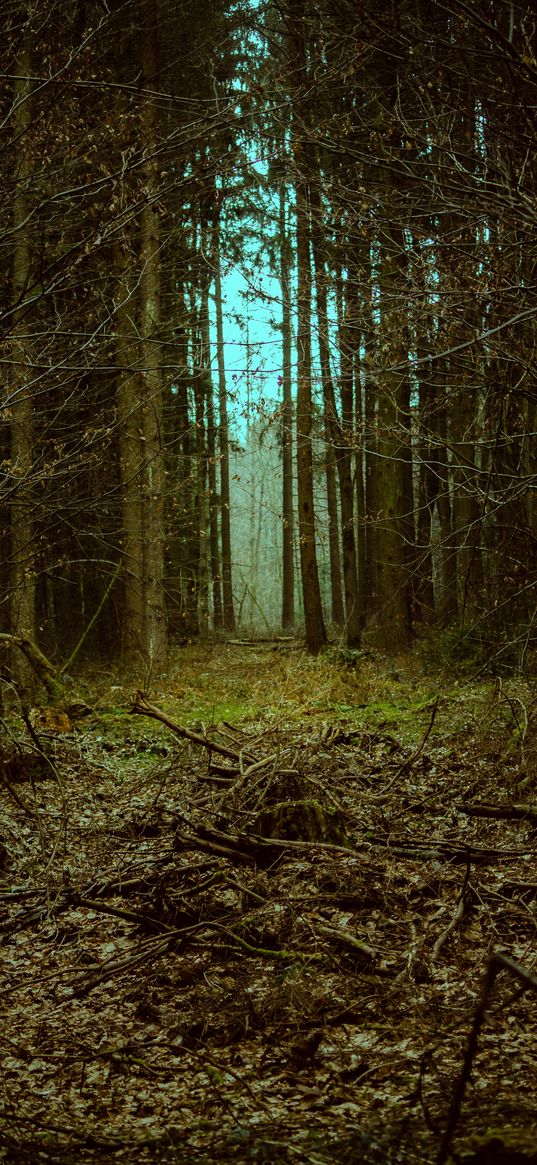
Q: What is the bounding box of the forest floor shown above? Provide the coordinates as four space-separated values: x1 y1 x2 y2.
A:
1 641 537 1164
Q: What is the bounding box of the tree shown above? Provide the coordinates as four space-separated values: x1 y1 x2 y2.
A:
214 213 236 633
136 0 168 671
9 28 36 690
288 0 327 655
2 0 537 671
278 176 296 631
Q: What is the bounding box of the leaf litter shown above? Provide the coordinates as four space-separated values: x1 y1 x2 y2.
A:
1 647 537 1163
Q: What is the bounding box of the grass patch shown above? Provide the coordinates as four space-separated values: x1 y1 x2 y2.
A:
66 641 535 767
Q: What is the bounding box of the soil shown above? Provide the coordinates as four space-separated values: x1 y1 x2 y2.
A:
1 643 537 1164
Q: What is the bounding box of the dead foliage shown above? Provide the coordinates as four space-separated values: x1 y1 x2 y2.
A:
1 647 537 1163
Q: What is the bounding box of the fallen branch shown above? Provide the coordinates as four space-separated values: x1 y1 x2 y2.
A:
0 762 36 818
131 691 257 764
69 917 313 999
315 923 377 962
209 921 305 961
173 820 355 866
456 801 537 824
221 752 278 804
67 893 174 933
437 953 537 1165
431 864 472 963
0 633 64 701
377 837 536 863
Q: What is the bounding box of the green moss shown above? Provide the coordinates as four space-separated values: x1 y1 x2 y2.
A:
329 695 441 745
182 697 255 726
253 799 348 845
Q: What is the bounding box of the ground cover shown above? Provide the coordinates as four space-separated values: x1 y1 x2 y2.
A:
1 643 537 1163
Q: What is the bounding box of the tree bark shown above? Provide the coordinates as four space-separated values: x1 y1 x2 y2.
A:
202 281 223 632
308 185 347 632
214 220 236 632
194 304 209 638
10 38 36 692
138 0 167 672
289 2 327 655
353 344 367 630
279 181 296 632
373 222 412 650
336 274 362 647
115 236 144 665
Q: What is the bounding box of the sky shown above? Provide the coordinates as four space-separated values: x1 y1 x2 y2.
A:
210 251 285 436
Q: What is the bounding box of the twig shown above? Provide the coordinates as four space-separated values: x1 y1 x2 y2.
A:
0 765 36 817
221 752 278 806
372 695 440 797
59 557 122 676
431 863 471 963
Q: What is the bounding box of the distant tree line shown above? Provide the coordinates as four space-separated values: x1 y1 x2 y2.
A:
1 0 536 689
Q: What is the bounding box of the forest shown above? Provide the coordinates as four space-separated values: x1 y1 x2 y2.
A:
1 1 537 1163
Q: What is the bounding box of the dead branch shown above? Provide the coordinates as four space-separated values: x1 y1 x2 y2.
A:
0 633 64 701
456 801 537 824
67 894 174 933
315 923 377 961
131 691 257 764
377 837 537 863
173 821 357 866
0 762 36 817
431 864 472 963
221 752 278 804
437 953 537 1165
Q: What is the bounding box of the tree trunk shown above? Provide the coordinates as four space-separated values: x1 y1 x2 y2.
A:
336 275 362 647
174 284 198 636
10 40 36 692
214 222 236 632
373 222 412 650
194 313 209 638
325 442 344 627
202 280 223 632
450 334 483 617
354 345 367 629
308 186 347 631
279 181 295 631
289 2 327 655
115 238 144 665
139 0 167 672
362 318 377 619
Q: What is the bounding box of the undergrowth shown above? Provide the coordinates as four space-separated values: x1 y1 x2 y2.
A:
70 641 537 775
